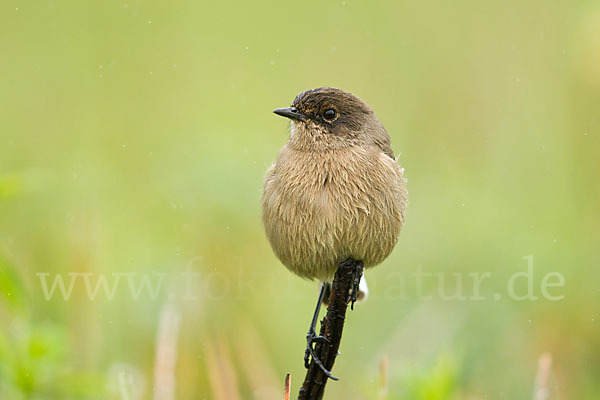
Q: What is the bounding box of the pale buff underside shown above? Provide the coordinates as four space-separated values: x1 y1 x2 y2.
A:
262 144 407 282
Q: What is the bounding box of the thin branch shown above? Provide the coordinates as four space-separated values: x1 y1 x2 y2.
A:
284 373 292 400
298 260 359 400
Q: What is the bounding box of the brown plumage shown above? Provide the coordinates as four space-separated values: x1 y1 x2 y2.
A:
262 87 407 282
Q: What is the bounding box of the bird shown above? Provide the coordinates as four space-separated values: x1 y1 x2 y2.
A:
262 87 407 377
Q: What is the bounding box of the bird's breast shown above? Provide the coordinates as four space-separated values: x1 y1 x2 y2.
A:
265 144 405 227
262 144 407 280
276 147 373 215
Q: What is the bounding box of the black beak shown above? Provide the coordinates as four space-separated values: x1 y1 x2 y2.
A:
273 107 306 121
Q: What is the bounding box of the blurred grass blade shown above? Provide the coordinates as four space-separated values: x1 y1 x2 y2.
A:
153 302 181 400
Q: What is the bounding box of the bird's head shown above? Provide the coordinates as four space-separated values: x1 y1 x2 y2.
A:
273 87 389 153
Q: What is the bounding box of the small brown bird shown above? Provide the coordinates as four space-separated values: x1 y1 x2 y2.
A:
262 87 407 376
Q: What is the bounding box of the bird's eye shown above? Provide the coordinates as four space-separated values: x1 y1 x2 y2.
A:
323 109 337 120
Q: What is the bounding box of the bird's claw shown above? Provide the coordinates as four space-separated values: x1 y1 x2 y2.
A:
304 330 329 367
349 260 364 310
304 330 339 380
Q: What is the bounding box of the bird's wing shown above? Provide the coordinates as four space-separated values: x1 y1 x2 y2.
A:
378 140 395 160
372 125 396 160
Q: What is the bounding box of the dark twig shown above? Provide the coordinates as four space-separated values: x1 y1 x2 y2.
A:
298 259 362 400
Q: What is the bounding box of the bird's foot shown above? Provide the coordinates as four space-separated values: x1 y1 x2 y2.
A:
350 261 363 310
340 258 364 310
304 330 329 368
304 329 338 380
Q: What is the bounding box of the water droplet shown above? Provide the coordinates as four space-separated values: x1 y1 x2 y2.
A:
122 143 127 148
148 19 152 24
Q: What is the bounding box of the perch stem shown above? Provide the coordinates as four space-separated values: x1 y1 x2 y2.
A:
298 259 362 400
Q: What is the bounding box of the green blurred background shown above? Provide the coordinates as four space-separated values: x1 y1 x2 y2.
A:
1 0 599 399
